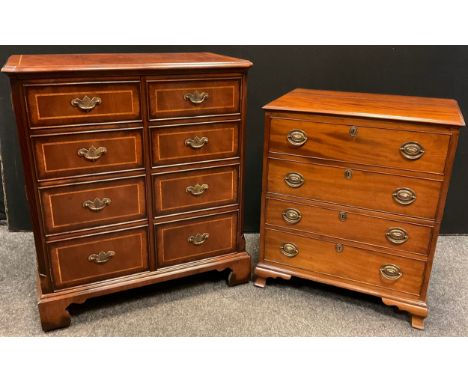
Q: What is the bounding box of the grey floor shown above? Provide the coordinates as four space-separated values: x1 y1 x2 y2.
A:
0 225 466 336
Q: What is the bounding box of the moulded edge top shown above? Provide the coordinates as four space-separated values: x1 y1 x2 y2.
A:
1 52 253 74
263 88 465 127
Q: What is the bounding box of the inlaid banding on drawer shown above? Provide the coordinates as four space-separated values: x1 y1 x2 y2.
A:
269 118 451 174
263 228 426 296
151 121 239 165
25 81 141 127
49 226 149 289
266 198 433 255
267 158 442 219
40 177 146 234
33 129 144 180
156 212 237 267
148 78 241 119
153 165 238 215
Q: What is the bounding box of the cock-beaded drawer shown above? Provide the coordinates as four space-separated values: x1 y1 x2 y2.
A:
25 81 141 128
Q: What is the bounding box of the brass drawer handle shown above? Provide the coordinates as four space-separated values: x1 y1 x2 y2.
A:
71 95 102 112
186 183 208 196
338 211 347 222
349 126 359 137
386 227 409 245
287 129 308 147
284 172 304 188
344 168 353 179
185 136 209 149
400 142 425 160
184 91 209 104
77 145 107 161
335 243 344 253
88 250 115 264
380 264 402 281
82 197 111 211
393 187 416 205
280 242 299 258
282 208 302 224
188 232 209 246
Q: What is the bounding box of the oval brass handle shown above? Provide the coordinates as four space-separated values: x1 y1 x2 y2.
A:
186 183 208 196
71 95 102 112
335 243 344 253
386 227 409 245
284 172 304 188
282 208 302 224
88 250 115 264
400 142 425 160
338 211 347 222
185 136 209 149
188 232 209 246
393 187 416 205
82 197 111 211
349 126 359 137
344 168 353 179
280 242 299 258
380 264 402 280
184 91 209 104
287 129 308 147
77 145 107 161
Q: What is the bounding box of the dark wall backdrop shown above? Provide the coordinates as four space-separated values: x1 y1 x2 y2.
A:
0 46 467 233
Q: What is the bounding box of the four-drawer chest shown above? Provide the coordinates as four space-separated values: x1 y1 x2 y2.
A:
254 89 464 329
2 52 253 331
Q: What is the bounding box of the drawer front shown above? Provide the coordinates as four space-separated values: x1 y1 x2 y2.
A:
49 227 148 289
33 129 144 180
264 229 426 296
270 118 451 174
41 177 146 234
156 212 237 267
25 81 141 127
148 78 241 119
266 198 433 255
151 121 239 165
267 159 442 219
153 166 238 215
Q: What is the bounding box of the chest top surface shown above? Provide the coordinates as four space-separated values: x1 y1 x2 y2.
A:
1 52 253 74
264 88 465 127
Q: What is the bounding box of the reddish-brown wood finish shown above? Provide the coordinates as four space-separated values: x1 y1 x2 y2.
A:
2 52 252 331
255 88 464 330
40 176 147 234
32 128 144 180
49 226 149 289
153 165 238 215
151 121 239 165
2 52 253 73
269 117 451 174
147 78 241 120
264 88 465 127
25 81 142 127
156 212 238 267
265 197 433 255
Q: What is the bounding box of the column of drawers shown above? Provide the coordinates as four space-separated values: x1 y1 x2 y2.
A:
147 75 243 267
254 89 463 329
25 79 150 290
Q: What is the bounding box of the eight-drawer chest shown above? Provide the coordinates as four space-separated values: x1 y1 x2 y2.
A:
2 52 253 331
254 89 464 329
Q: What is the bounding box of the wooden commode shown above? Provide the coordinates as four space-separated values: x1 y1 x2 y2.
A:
2 52 252 331
254 88 464 329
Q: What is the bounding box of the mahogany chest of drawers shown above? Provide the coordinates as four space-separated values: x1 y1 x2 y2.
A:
254 88 464 329
2 52 252 331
